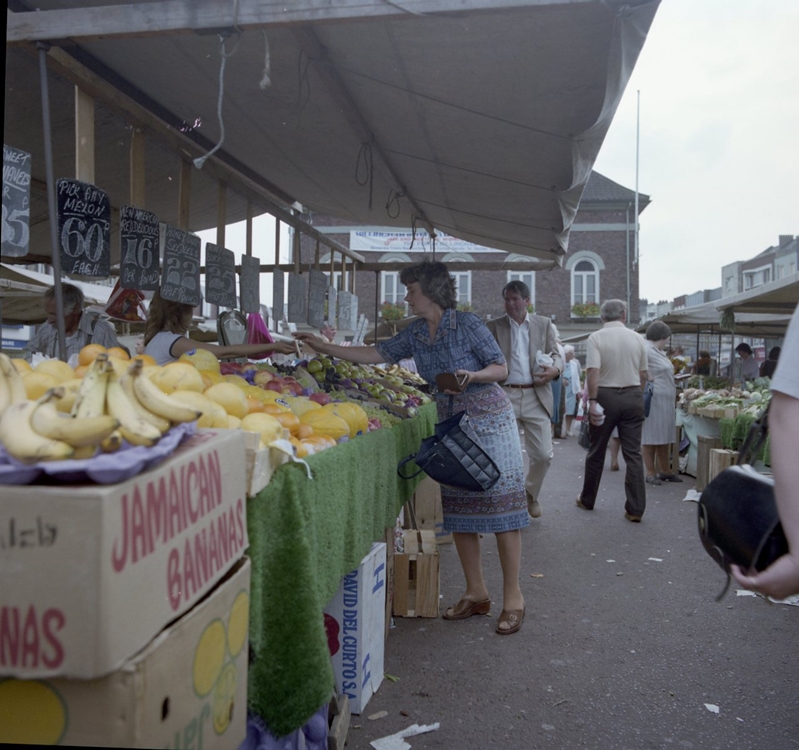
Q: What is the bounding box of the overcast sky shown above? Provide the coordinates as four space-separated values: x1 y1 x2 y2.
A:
592 0 799 304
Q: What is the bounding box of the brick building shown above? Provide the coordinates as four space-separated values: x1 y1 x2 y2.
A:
298 171 649 338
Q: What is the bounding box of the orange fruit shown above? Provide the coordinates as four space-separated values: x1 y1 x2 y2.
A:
274 410 300 436
297 424 314 440
246 397 266 414
132 353 157 367
107 347 130 360
74 364 89 378
289 436 309 458
262 402 289 415
78 343 107 366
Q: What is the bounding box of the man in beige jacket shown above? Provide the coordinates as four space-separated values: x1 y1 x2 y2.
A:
487 281 562 517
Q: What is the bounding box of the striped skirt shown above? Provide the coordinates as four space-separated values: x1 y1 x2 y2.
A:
436 384 529 534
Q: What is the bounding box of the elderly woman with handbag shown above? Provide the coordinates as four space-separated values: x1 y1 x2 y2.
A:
641 320 681 485
294 261 529 635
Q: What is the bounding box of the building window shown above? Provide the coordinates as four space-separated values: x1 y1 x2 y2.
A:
451 270 472 307
380 271 406 306
743 266 771 290
571 259 598 306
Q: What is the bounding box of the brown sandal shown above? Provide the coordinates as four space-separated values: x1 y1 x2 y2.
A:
443 597 491 620
496 607 525 635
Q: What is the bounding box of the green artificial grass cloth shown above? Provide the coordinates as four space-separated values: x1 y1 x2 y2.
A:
245 403 436 737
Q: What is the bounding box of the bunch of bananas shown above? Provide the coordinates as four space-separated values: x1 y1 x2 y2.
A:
383 363 426 385
0 353 201 464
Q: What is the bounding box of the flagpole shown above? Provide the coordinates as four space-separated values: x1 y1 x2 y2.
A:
634 90 640 269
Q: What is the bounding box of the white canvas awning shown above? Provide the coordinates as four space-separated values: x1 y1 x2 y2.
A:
4 0 660 267
0 263 113 324
716 272 799 316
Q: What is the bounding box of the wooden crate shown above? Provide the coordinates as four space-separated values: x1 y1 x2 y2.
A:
393 529 440 618
409 477 452 544
696 435 723 491
708 449 738 485
327 692 350 750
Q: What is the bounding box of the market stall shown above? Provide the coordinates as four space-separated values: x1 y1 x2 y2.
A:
246 404 435 737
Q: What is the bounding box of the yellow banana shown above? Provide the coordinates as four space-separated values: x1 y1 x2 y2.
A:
119 364 171 433
72 354 110 419
100 430 123 453
31 401 119 448
131 365 201 423
73 444 99 460
0 368 10 416
0 353 28 405
0 395 75 463
106 374 162 447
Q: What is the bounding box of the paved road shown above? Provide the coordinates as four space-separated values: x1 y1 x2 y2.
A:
346 434 798 750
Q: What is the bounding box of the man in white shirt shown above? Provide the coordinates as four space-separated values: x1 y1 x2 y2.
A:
577 299 649 521
486 281 562 518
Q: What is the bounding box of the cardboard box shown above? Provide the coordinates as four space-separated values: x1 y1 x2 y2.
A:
323 543 386 714
393 530 440 618
0 429 248 679
409 477 452 544
242 428 292 497
0 557 250 749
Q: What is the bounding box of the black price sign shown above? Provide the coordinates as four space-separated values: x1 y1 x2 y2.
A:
239 254 261 313
287 273 306 324
120 205 160 290
56 178 111 277
2 144 31 258
205 243 237 308
160 225 201 306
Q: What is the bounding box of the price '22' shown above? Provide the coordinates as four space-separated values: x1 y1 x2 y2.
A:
165 254 198 290
60 216 105 261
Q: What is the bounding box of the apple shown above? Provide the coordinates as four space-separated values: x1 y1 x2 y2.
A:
309 392 331 405
253 370 274 386
266 380 284 392
240 363 259 374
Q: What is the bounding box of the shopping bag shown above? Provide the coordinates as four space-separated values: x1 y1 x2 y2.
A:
247 313 274 346
397 411 500 491
697 405 786 599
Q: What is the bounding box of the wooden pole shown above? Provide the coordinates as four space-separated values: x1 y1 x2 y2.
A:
246 201 253 256
129 128 146 207
75 86 95 183
178 158 191 230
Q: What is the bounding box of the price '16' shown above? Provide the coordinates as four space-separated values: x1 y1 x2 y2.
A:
122 236 155 269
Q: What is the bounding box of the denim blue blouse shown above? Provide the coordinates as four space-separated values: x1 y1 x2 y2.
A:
375 309 506 390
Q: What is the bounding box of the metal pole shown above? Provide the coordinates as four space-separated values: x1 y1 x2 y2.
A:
634 90 640 269
374 270 379 345
37 42 68 361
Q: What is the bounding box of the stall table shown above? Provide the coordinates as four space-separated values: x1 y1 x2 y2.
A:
676 410 722 478
246 404 436 736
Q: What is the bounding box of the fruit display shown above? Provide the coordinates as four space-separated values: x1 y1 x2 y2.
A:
1 346 431 471
0 351 200 463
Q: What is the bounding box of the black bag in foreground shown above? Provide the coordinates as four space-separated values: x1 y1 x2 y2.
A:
697 405 787 600
577 416 590 450
397 410 500 491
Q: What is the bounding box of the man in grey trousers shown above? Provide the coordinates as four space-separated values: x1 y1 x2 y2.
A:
487 281 562 518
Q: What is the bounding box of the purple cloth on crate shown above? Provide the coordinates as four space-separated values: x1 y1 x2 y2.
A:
239 707 328 750
0 421 196 486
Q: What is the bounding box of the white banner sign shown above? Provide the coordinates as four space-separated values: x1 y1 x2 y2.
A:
349 230 497 255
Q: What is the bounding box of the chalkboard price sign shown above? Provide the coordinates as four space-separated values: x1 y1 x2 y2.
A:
2 144 31 258
205 243 237 308
239 254 261 313
160 225 201 306
57 178 111 277
287 273 306 324
120 205 160 290
307 269 328 328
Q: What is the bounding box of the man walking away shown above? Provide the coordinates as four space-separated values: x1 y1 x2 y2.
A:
486 281 562 518
576 299 649 522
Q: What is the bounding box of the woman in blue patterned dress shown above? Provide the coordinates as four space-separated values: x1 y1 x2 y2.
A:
294 261 529 634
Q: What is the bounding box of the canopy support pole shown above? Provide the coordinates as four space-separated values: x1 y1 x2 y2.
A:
37 42 68 361
374 271 379 346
